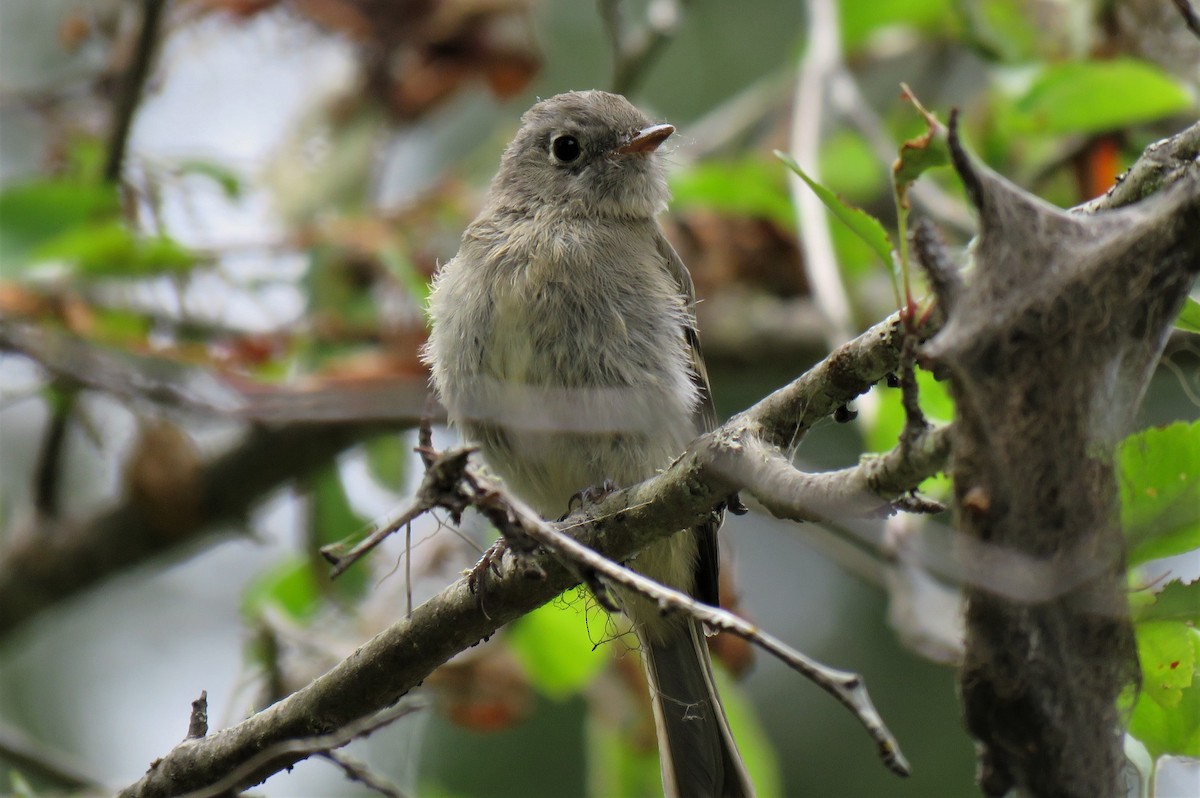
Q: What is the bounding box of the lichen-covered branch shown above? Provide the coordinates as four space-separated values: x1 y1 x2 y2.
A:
920 114 1200 797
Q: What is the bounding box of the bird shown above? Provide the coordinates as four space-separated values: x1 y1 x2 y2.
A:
423 89 753 798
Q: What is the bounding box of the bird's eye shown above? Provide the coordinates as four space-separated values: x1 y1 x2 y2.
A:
551 135 581 163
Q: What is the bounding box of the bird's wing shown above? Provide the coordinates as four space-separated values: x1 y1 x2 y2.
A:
655 230 718 436
655 229 722 608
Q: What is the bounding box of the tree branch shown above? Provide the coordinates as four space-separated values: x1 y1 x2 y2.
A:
0 421 399 637
116 307 938 797
466 454 912 776
923 115 1200 797
1076 121 1200 214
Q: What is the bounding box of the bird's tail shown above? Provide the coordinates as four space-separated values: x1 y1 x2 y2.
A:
641 618 755 798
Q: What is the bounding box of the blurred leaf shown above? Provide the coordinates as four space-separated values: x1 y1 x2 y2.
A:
0 180 118 271
670 158 794 229
585 688 663 798
1118 421 1200 567
415 782 471 798
310 466 369 598
243 556 321 621
305 248 382 332
841 0 954 50
507 594 609 699
91 307 152 344
178 158 243 199
1131 580 1200 625
961 0 1042 62
364 432 407 490
65 136 108 183
1175 297 1200 334
774 150 894 265
819 130 886 204
9 771 35 798
1014 59 1193 135
32 221 197 276
311 465 368 546
828 214 883 280
714 666 783 798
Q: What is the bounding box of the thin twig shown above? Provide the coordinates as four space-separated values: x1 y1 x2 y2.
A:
601 0 692 95
0 319 436 425
0 719 104 792
788 0 854 346
176 702 425 798
321 500 432 580
464 461 911 776
104 0 166 183
1173 0 1200 39
320 750 410 798
32 382 75 519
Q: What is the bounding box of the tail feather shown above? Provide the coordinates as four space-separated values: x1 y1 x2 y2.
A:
642 619 754 798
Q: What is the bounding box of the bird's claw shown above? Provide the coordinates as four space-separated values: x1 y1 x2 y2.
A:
563 478 620 519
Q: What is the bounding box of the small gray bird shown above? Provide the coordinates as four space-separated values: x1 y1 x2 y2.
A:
423 90 753 798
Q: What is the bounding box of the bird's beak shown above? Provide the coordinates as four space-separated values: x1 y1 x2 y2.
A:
617 123 675 155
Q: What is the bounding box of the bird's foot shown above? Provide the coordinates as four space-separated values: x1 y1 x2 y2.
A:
562 478 620 520
466 537 508 605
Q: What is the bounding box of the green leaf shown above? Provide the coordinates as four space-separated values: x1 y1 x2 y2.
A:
1175 296 1200 334
311 466 368 546
31 221 196 277
0 180 119 271
1138 621 1198 709
1014 59 1194 135
893 88 951 187
1118 421 1200 567
819 130 886 204
242 556 321 620
1131 580 1200 625
670 157 795 229
364 433 407 490
774 150 895 265
1129 675 1200 759
1129 620 1200 758
309 467 369 599
507 592 609 699
961 0 1044 62
840 0 954 51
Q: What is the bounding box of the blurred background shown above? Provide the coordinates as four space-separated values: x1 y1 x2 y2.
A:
1 1 1197 796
